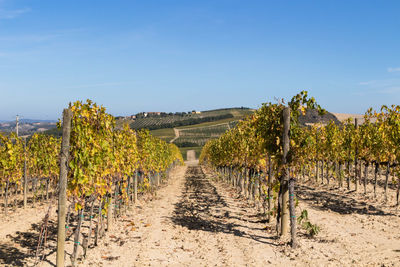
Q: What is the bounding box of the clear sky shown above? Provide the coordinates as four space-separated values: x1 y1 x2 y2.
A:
1 0 400 120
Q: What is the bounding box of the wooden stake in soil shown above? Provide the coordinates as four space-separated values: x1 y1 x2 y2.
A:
45 178 49 200
397 174 400 206
86 199 95 251
95 199 103 246
127 175 131 204
288 174 298 248
267 155 273 222
71 208 84 266
321 161 324 185
257 175 262 211
354 118 359 191
364 162 369 195
276 183 282 235
56 108 72 267
315 131 319 183
280 107 290 237
134 170 138 203
23 137 28 208
4 180 9 216
347 161 351 190
374 162 379 198
107 195 113 231
384 162 390 202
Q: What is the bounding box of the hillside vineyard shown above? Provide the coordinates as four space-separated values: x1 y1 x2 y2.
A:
1 93 400 265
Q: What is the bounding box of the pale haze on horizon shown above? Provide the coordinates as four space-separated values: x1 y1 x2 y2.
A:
1 0 400 121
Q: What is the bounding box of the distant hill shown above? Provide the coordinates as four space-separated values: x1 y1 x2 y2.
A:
170 109 342 153
138 108 254 160
0 119 57 136
16 108 344 156
299 109 341 126
116 107 254 131
331 113 371 124
0 119 56 124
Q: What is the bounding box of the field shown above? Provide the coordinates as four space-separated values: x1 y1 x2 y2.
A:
149 128 176 143
2 101 400 267
173 123 234 147
148 108 252 159
116 107 253 131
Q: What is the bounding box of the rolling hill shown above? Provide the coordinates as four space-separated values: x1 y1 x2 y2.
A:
35 107 346 161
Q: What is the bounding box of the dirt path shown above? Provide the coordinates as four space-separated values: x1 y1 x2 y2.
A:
1 163 400 266
186 149 196 162
85 164 400 267
169 128 180 144
83 165 288 267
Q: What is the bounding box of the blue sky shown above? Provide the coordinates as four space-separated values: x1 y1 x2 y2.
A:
1 0 400 120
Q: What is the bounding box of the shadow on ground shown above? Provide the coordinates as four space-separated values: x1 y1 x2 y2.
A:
297 184 396 216
171 166 277 245
0 219 58 266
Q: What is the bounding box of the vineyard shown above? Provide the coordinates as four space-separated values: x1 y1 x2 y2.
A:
1 94 400 266
173 122 238 147
127 110 242 130
200 91 400 247
0 100 183 266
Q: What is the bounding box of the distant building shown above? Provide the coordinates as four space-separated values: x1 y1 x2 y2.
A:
147 112 161 116
136 112 165 118
192 111 201 114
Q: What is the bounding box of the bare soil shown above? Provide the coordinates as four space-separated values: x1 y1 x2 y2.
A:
1 162 400 266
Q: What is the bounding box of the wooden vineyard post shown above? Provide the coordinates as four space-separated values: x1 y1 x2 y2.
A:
280 107 290 237
384 162 390 202
71 208 84 266
257 175 262 211
56 108 72 267
283 107 298 248
240 170 244 195
288 169 298 248
134 170 138 203
235 169 238 187
107 194 113 231
95 200 102 246
315 129 319 183
267 155 272 222
374 162 379 198
354 118 359 191
86 199 95 252
245 169 250 198
364 162 369 195
397 175 400 206
4 180 9 216
23 137 27 208
127 175 131 204
347 161 351 190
